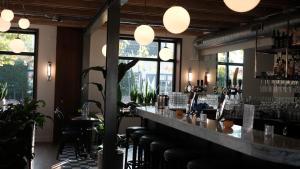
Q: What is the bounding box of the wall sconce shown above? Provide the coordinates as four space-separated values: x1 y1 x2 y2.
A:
188 67 192 82
204 72 211 85
47 61 52 81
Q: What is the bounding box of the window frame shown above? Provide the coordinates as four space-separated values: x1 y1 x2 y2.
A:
216 51 244 87
0 28 39 99
119 35 180 94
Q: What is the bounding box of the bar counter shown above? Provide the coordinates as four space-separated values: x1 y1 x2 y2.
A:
136 106 300 167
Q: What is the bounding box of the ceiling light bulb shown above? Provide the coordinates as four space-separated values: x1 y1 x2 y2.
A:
102 44 106 57
224 0 261 13
18 18 30 29
0 18 11 32
134 25 155 46
9 38 25 53
159 47 173 61
163 6 190 34
1 9 14 22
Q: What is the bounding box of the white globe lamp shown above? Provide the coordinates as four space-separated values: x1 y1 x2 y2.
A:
9 38 25 53
0 18 11 32
102 44 106 57
163 6 190 34
18 18 30 29
159 47 173 61
1 9 14 22
134 25 155 46
224 0 261 13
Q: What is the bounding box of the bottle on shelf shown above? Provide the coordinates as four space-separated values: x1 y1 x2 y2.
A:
273 54 279 76
272 30 276 49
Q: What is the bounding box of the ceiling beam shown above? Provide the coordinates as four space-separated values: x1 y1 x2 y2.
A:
9 0 105 10
121 5 252 23
13 15 89 28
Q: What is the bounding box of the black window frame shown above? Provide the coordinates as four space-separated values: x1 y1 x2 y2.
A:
216 51 244 87
119 35 180 94
0 28 39 99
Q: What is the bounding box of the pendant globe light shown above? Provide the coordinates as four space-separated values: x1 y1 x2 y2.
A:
102 44 107 57
224 0 261 13
134 0 155 46
134 25 154 46
163 6 190 34
159 44 173 61
1 9 14 22
18 18 30 29
0 17 10 32
9 37 25 53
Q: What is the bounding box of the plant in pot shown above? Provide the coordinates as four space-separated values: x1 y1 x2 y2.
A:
0 98 50 169
130 84 138 103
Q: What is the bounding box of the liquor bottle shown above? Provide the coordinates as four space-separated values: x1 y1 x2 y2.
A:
273 54 278 76
272 30 276 49
281 32 286 48
276 30 281 48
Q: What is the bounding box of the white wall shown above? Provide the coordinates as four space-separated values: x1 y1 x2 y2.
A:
31 24 57 142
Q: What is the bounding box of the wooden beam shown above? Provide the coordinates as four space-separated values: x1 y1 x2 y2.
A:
120 13 240 29
13 15 88 28
9 0 104 10
121 5 252 23
103 0 120 169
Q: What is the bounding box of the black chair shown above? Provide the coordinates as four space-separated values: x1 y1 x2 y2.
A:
54 108 81 159
138 135 160 169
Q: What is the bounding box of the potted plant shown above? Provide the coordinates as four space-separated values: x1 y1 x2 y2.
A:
0 98 50 169
130 84 138 103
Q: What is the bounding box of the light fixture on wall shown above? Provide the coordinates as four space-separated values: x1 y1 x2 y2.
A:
102 44 107 57
188 67 193 82
163 6 190 34
204 72 211 85
224 0 261 13
9 36 25 53
134 0 155 46
47 62 52 81
159 43 173 61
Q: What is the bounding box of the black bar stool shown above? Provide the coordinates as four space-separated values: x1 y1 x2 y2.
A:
163 148 202 169
138 135 160 169
124 126 145 169
150 140 176 169
128 129 151 169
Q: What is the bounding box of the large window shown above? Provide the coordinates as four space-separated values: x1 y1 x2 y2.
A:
217 50 244 88
119 37 178 103
0 29 37 100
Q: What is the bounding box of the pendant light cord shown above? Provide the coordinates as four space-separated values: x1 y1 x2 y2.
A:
143 0 147 25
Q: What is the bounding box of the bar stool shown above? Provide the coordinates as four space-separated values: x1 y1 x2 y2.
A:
150 140 176 169
163 148 201 169
138 135 160 169
128 129 151 169
124 126 145 169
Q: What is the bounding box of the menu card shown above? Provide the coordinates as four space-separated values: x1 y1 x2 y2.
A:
243 104 255 131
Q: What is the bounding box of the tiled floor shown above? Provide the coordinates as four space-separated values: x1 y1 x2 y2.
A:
32 143 98 169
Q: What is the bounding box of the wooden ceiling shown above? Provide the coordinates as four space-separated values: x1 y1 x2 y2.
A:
5 0 300 35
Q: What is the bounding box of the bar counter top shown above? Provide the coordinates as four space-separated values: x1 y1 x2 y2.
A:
136 106 300 167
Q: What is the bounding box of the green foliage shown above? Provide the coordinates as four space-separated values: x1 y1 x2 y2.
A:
0 82 7 100
130 82 138 102
137 93 144 104
0 98 50 137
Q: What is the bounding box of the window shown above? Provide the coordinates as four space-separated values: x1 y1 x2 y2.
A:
119 37 178 103
217 50 244 88
0 29 37 100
